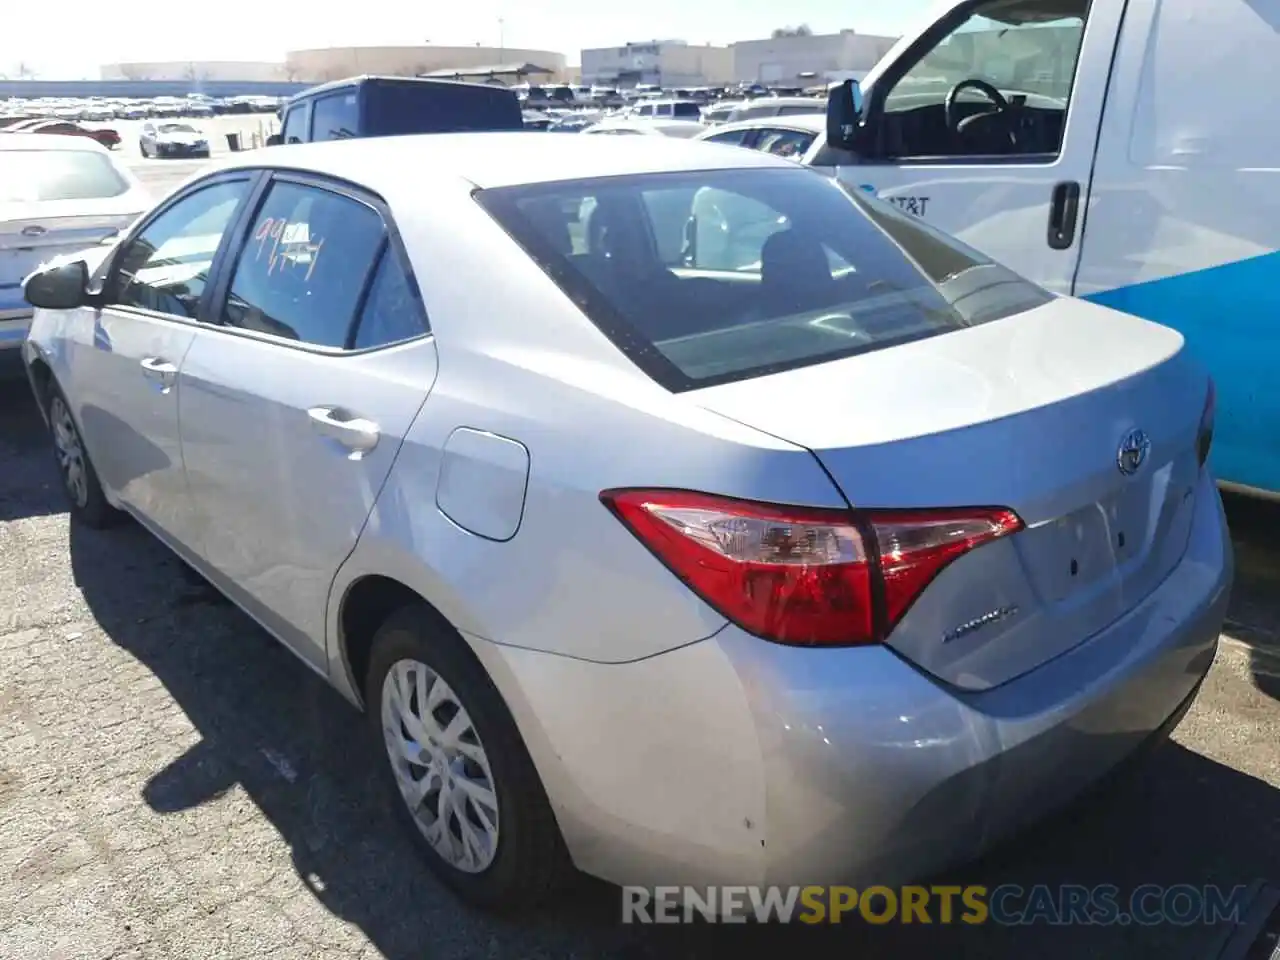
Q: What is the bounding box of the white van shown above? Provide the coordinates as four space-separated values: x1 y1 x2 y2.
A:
806 0 1278 499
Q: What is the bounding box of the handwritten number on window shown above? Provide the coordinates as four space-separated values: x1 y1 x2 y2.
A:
254 216 325 280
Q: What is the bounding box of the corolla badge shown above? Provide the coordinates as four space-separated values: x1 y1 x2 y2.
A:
1116 428 1151 476
942 605 1019 644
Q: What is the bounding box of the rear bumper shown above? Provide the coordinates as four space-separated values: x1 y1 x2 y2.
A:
475 469 1232 890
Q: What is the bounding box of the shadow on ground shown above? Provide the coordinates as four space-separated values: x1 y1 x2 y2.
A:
65 509 1279 960
1222 493 1280 702
0 364 66 522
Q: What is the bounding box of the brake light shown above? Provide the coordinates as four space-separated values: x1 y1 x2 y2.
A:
1197 379 1215 466
600 489 1023 647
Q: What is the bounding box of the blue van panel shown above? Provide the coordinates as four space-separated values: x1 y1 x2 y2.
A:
1083 251 1280 494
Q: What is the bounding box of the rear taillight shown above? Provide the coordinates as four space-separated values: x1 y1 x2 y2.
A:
1197 379 1215 466
600 489 1023 647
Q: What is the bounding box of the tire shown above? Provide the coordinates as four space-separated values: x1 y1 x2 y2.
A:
364 605 571 910
138 140 147 158
45 383 119 529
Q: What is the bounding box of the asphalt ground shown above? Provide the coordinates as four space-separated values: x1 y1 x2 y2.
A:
1 139 1278 956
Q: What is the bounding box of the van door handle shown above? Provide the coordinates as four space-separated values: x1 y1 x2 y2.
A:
307 406 380 456
1047 181 1081 250
140 356 178 390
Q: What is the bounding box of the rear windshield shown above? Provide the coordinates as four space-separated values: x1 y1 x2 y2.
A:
365 83 524 135
0 149 129 202
475 167 1052 391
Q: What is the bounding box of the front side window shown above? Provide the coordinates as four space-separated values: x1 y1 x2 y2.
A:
879 0 1087 158
280 105 307 144
476 167 1051 391
108 179 251 317
756 128 816 159
310 93 358 141
704 129 751 147
219 180 384 347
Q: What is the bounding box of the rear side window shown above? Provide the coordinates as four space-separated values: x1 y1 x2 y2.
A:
476 168 1052 391
352 249 429 349
777 103 823 116
672 102 702 119
220 180 385 347
703 129 751 147
365 83 524 134
310 93 358 141
0 150 128 202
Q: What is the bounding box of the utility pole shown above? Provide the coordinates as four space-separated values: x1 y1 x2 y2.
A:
498 17 505 58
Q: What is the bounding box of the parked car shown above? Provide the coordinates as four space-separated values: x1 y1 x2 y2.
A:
1 134 148 352
724 96 827 123
3 118 121 150
580 118 706 137
20 133 1230 910
139 121 211 159
692 113 825 159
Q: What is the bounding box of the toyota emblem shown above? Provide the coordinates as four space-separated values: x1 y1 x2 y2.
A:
1116 428 1151 476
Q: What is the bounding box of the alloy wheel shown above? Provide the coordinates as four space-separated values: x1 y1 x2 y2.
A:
49 396 88 509
380 658 501 873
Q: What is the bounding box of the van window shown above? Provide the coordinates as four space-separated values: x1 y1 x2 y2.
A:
877 0 1087 159
311 92 358 141
672 102 702 119
476 167 1051 391
364 82 523 134
280 106 307 144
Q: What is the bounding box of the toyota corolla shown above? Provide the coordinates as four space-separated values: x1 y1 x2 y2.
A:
20 133 1231 909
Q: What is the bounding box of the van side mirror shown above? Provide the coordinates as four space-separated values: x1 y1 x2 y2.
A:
265 133 283 147
826 79 866 152
24 260 90 311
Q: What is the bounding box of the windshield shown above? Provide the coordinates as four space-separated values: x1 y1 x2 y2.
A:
0 150 130 202
476 167 1052 391
158 123 197 133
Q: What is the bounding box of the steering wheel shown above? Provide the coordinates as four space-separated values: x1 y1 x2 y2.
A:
944 78 1015 147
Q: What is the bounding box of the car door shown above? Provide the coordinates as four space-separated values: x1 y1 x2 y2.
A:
829 0 1126 294
70 173 258 544
178 173 437 669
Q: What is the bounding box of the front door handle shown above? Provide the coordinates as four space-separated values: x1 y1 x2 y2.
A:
1047 180 1081 250
307 406 380 455
140 356 178 391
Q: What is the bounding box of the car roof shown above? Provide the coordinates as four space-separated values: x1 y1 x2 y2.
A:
0 132 108 152
216 131 797 191
287 74 509 104
697 114 826 136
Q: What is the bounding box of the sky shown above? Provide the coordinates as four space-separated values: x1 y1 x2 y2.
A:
0 0 935 79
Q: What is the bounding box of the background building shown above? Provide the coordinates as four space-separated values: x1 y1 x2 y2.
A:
731 29 898 86
580 40 734 88
284 46 568 84
100 61 286 82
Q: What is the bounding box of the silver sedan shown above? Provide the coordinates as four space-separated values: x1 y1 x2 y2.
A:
20 133 1231 909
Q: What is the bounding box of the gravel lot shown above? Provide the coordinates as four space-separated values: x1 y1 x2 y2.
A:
1 139 1279 956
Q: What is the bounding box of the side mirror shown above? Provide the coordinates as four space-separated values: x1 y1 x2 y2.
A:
826 79 867 152
265 133 283 147
24 260 90 311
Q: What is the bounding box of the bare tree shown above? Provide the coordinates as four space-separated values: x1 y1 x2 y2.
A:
771 24 814 38
183 62 199 82
16 61 36 79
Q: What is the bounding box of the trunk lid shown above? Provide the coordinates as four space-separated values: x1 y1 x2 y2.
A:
687 296 1208 690
0 201 141 314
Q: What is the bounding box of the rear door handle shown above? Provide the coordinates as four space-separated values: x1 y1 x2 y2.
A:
1047 180 1081 250
140 356 178 390
307 406 380 455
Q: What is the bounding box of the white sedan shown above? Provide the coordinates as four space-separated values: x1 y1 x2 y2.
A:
20 133 1229 912
580 118 706 138
1 133 148 352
